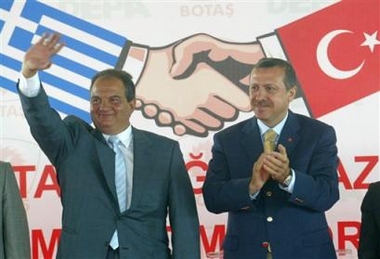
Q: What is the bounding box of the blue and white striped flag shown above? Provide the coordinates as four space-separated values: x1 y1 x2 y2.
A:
1 0 129 122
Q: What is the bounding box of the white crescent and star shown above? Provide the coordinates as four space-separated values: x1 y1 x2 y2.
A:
317 30 379 80
317 29 365 80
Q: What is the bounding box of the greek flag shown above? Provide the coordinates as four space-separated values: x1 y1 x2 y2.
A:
0 0 128 122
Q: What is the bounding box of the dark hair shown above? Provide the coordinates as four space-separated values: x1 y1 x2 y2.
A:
252 58 299 90
90 69 135 101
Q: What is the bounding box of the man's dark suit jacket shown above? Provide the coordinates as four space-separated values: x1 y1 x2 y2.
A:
18 86 200 259
203 111 339 259
0 161 31 259
358 181 380 259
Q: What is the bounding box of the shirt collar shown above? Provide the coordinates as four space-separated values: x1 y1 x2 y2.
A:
103 125 133 148
257 112 288 136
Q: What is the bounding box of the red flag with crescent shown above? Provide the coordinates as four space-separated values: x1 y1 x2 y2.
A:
277 0 379 118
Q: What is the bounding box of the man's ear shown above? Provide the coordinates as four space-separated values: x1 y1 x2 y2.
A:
129 99 136 110
288 86 297 101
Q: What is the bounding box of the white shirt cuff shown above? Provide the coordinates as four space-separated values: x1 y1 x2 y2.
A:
279 169 296 193
18 72 41 97
249 190 260 200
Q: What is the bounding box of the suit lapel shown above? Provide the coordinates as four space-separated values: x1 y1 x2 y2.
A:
129 128 154 209
239 113 301 161
92 130 119 209
278 111 301 156
240 117 263 161
92 128 157 212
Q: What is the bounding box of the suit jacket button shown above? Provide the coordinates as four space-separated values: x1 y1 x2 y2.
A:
267 216 273 222
266 191 272 197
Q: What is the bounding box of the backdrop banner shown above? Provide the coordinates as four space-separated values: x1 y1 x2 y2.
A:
0 1 378 258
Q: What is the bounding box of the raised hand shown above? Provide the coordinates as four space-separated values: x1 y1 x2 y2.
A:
22 32 64 78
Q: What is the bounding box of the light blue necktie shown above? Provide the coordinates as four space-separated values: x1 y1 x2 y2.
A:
108 136 127 249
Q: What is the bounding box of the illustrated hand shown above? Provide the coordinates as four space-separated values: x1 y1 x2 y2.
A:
136 46 251 136
22 32 64 78
170 33 264 90
249 153 270 194
263 144 290 184
135 33 265 137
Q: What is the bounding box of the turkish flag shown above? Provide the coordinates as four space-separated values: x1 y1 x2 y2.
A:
277 0 379 118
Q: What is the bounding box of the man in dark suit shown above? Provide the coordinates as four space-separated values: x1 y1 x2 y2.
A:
17 32 200 259
358 181 380 259
203 58 339 259
0 161 31 259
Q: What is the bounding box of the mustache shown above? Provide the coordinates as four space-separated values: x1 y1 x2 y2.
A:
253 100 271 107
